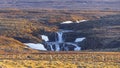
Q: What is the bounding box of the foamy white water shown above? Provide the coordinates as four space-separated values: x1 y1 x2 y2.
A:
45 30 85 51
66 42 81 51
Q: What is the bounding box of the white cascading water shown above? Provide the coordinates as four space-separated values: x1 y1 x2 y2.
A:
51 31 63 51
56 32 63 43
46 30 85 51
55 43 60 51
49 43 54 51
66 43 81 51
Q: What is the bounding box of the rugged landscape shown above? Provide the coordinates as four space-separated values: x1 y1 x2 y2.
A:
0 0 120 68
0 9 119 68
0 9 119 51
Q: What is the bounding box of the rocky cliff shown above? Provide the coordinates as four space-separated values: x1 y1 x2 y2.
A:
58 15 120 50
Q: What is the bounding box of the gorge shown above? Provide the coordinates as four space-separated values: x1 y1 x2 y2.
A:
25 29 85 51
0 9 119 52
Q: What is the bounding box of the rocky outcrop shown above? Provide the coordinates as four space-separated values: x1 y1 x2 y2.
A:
57 15 120 50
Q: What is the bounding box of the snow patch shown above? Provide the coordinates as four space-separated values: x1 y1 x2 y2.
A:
76 20 87 23
24 43 47 50
41 35 49 41
75 37 85 42
61 20 87 24
61 21 73 24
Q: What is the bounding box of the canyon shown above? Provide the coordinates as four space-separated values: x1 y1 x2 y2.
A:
0 9 120 51
0 0 119 68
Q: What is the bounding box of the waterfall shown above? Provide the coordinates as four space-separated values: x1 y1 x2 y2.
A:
45 30 85 51
46 31 64 51
55 43 60 51
66 43 81 51
49 43 54 51
50 45 54 51
56 32 63 43
24 30 85 51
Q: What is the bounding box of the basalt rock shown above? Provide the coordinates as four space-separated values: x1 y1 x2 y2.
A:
57 15 120 50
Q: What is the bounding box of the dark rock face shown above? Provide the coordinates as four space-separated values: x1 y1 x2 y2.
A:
63 43 76 51
46 32 56 42
64 32 78 42
108 39 120 48
57 15 120 50
80 37 103 50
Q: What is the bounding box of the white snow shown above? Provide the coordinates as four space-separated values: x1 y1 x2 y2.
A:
24 43 47 50
41 35 49 41
61 20 87 24
61 21 73 24
76 20 87 23
75 37 86 42
60 20 87 24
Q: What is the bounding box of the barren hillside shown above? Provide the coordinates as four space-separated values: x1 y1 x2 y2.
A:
0 36 39 54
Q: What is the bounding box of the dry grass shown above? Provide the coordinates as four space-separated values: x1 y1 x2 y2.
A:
0 60 119 68
0 36 39 54
0 52 119 68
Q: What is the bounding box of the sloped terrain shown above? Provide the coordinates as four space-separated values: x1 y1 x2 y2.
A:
0 10 58 43
0 36 39 54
